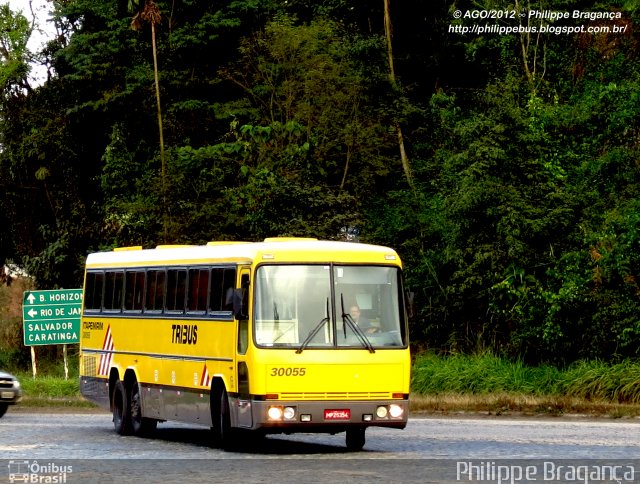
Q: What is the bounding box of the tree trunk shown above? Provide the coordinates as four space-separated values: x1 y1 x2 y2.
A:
384 0 413 189
150 21 169 241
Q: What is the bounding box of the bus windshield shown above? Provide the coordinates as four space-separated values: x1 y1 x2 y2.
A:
254 265 406 349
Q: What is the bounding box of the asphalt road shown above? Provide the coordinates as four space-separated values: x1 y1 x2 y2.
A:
1 411 640 482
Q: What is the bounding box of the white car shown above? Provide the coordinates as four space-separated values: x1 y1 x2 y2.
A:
0 371 22 417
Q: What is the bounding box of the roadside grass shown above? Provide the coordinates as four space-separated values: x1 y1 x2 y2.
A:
409 393 640 418
13 372 95 408
10 353 640 417
410 353 640 417
411 352 563 395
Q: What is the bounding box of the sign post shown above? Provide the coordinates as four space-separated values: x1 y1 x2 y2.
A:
22 289 83 379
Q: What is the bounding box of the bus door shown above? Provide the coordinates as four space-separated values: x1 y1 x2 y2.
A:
235 267 252 428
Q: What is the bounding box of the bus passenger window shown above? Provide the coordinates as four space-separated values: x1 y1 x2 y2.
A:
223 268 236 310
104 270 124 311
145 269 165 312
84 271 104 311
166 269 187 312
187 268 209 313
124 270 145 311
209 267 236 313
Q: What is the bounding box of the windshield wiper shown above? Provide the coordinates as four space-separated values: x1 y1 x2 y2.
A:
296 298 330 354
273 300 280 332
340 294 375 353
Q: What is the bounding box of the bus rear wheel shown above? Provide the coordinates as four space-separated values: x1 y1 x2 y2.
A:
345 427 366 451
130 381 157 436
112 380 131 435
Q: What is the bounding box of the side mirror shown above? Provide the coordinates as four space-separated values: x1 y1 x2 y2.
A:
405 290 415 319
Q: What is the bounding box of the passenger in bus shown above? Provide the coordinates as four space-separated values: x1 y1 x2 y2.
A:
350 305 379 334
224 286 234 311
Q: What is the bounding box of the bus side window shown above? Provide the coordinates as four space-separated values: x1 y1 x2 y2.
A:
187 268 209 313
124 270 145 312
166 268 187 313
210 268 224 312
104 270 124 312
84 271 104 311
145 269 165 312
209 267 236 314
222 268 235 311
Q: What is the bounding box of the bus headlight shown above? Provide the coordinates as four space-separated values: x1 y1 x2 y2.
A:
268 406 283 421
375 405 403 420
268 405 297 421
389 404 404 419
376 406 388 418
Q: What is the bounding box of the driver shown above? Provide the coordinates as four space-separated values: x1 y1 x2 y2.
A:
350 305 378 334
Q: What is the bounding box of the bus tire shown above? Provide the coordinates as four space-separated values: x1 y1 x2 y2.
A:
219 387 233 450
345 427 366 451
214 386 238 450
112 380 132 435
130 380 157 436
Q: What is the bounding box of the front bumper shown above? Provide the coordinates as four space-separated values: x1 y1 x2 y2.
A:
0 388 22 404
235 398 409 432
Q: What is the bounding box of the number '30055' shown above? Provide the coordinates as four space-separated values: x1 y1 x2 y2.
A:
270 367 306 376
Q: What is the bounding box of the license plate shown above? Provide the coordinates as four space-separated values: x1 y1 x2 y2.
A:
1 391 13 399
324 409 350 420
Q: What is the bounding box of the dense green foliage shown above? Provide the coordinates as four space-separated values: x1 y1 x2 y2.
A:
0 1 639 364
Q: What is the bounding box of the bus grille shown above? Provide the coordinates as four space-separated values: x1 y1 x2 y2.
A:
278 392 391 401
83 355 97 377
82 378 104 396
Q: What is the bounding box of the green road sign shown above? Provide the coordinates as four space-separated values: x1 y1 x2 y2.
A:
22 289 83 346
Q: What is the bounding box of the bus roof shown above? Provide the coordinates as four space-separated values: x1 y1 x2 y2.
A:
85 238 402 269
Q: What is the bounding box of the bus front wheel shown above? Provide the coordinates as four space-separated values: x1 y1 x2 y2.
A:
212 386 238 450
345 427 366 451
112 380 131 435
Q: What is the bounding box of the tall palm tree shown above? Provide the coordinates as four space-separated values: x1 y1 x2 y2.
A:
129 0 168 239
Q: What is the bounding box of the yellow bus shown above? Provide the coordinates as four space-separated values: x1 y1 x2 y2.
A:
79 238 410 450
